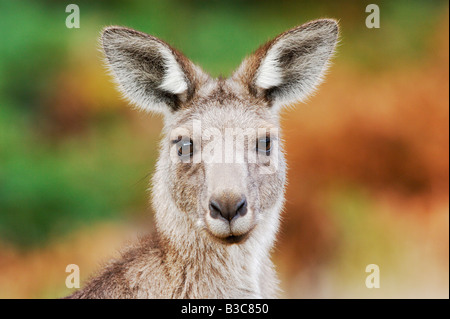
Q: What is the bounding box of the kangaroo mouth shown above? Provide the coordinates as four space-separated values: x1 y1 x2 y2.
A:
204 207 256 245
221 233 249 244
205 227 251 245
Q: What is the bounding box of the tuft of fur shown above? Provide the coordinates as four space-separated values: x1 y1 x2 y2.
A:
67 19 339 299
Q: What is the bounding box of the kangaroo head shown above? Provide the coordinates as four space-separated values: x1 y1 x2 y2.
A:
101 20 338 246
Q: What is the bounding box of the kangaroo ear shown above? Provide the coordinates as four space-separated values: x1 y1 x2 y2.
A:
101 26 205 114
233 19 339 111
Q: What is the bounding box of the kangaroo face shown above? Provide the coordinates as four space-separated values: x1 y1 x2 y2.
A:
101 19 338 245
164 82 286 244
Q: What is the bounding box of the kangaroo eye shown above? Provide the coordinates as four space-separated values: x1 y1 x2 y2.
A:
256 137 271 155
176 137 194 157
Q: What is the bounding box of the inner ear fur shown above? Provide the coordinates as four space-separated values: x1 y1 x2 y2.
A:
101 26 203 114
233 19 339 109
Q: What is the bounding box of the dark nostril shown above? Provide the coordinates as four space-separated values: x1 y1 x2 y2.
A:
209 195 247 221
209 200 222 219
236 197 247 217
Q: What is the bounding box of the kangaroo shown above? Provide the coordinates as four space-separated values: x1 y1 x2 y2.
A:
67 19 338 299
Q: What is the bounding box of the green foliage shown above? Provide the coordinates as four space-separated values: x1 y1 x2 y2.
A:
0 103 154 247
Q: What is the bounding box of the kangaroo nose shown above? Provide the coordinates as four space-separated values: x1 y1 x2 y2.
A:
209 194 247 221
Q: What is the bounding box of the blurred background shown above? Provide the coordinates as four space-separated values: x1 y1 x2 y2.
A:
0 0 448 298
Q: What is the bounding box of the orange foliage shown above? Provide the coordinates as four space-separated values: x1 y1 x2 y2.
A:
275 13 449 297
